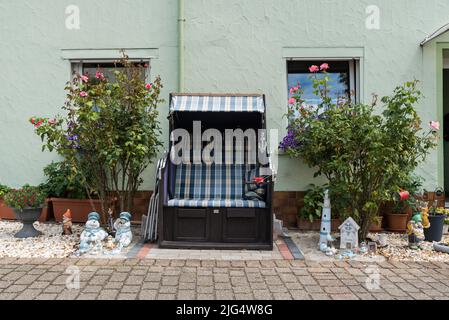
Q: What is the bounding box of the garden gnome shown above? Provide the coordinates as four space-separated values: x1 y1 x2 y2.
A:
79 212 108 254
407 213 425 250
62 209 73 235
319 190 335 253
114 212 133 248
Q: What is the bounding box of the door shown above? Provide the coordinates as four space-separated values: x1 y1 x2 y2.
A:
444 69 449 195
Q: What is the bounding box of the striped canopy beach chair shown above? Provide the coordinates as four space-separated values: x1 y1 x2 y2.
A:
158 94 275 250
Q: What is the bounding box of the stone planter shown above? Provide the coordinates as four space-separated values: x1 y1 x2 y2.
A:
13 208 43 238
424 215 446 242
52 198 103 223
385 213 408 233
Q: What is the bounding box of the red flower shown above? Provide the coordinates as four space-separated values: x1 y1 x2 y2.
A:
34 120 43 128
253 177 265 183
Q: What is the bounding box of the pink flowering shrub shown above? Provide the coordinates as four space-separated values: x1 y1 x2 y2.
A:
30 53 164 220
282 64 439 239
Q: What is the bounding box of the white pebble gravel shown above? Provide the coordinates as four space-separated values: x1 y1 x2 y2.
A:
0 220 82 258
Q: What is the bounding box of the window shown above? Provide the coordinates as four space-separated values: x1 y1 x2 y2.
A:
287 60 359 109
71 61 149 82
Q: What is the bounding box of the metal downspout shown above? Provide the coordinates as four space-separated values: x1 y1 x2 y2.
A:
178 0 185 92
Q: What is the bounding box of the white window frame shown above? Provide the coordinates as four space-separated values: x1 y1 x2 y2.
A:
71 59 151 80
286 58 361 103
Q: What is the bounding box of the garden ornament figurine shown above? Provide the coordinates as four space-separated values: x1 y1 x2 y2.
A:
79 212 108 254
319 190 335 253
107 207 115 236
62 209 73 235
407 212 425 250
114 212 133 248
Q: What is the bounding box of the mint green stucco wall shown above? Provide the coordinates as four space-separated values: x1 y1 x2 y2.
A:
1 0 449 191
0 0 179 190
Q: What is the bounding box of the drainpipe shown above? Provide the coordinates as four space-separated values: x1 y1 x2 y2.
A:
178 0 185 92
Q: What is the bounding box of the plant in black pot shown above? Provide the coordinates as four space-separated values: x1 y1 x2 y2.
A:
3 185 46 238
424 202 449 242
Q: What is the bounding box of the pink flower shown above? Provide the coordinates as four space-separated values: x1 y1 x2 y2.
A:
48 118 57 125
309 65 319 73
288 98 296 105
145 83 153 90
80 75 89 83
30 118 36 125
320 63 329 71
95 71 104 79
80 91 88 97
430 121 440 131
34 120 43 128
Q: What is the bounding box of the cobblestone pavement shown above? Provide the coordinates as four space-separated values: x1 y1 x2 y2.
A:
0 258 449 300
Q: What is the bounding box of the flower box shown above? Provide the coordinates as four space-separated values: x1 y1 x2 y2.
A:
51 198 103 223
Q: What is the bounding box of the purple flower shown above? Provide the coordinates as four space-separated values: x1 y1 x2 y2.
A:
66 134 78 141
280 130 300 151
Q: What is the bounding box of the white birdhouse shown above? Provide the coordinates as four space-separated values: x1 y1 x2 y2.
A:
339 217 360 250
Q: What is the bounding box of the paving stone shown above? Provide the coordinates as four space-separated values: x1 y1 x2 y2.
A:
253 289 273 300
138 290 158 300
177 290 196 300
118 293 138 300
157 293 177 300
15 289 42 300
215 290 234 300
331 293 360 300
36 293 58 300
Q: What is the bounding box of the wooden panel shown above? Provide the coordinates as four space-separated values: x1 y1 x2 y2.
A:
173 208 209 242
223 208 258 243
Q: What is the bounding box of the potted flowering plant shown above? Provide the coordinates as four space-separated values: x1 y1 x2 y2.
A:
3 185 46 238
39 161 100 223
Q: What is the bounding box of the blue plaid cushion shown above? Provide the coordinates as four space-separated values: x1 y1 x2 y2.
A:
174 164 254 200
167 199 266 208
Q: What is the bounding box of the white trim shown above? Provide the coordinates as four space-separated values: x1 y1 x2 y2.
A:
282 47 364 59
421 23 449 46
61 48 159 60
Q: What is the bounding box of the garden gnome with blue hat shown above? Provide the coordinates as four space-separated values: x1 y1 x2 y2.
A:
114 212 133 248
79 212 108 254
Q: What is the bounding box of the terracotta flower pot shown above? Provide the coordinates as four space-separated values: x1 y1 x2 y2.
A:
296 217 341 232
385 213 408 233
369 217 383 232
51 198 103 223
0 197 15 220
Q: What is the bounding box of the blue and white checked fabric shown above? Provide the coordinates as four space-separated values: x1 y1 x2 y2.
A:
174 164 251 200
167 199 266 208
170 163 266 208
170 95 265 113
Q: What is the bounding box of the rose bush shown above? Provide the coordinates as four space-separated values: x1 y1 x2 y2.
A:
31 53 163 221
282 65 439 239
